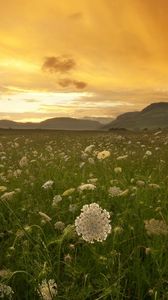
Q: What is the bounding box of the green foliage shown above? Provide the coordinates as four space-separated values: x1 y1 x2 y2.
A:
0 130 168 299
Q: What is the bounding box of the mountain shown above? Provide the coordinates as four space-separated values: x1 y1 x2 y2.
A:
83 117 114 124
0 117 101 131
105 102 168 130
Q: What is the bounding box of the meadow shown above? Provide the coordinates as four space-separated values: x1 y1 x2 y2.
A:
0 129 168 300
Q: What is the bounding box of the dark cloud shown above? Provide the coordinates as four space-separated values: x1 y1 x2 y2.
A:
42 56 76 73
58 78 87 89
68 12 83 20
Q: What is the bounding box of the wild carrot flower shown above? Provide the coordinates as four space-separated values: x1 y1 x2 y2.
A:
75 203 111 243
38 279 57 300
97 150 111 160
42 180 54 189
144 218 168 236
0 283 14 299
78 183 96 191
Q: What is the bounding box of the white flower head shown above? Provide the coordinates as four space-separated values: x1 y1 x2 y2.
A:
0 283 14 299
144 218 168 236
108 186 123 197
78 183 96 192
75 203 111 243
42 180 54 190
52 195 62 207
97 150 111 160
38 279 57 300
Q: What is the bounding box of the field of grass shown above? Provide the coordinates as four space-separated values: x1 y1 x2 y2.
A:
0 129 168 300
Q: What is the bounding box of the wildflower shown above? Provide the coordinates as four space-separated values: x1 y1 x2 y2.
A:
69 204 77 213
0 186 7 192
136 180 145 187
116 155 128 161
0 269 12 278
108 186 123 197
52 195 62 207
0 283 14 299
62 188 75 197
42 180 54 190
84 145 95 153
145 247 152 255
87 178 98 184
78 183 96 192
1 191 15 201
38 279 57 300
97 150 111 160
54 221 65 231
144 218 168 236
19 156 28 168
148 183 160 189
75 203 111 243
79 162 85 168
145 150 152 156
39 212 52 223
88 157 95 164
114 167 122 174
64 253 72 263
114 226 123 234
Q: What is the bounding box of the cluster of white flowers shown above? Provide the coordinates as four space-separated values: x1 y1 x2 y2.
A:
75 203 111 243
116 155 128 161
42 180 54 189
97 150 111 160
52 195 62 207
39 211 52 223
144 218 168 236
38 279 57 300
1 191 15 201
84 144 95 153
19 156 28 168
78 183 96 192
0 283 14 299
108 186 123 197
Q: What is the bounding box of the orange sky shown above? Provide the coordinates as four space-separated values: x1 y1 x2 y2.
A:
1 0 168 121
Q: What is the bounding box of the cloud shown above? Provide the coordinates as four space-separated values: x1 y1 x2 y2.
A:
42 56 76 73
58 78 87 89
68 12 83 20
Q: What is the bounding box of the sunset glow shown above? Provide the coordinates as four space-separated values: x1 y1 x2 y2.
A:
1 0 168 121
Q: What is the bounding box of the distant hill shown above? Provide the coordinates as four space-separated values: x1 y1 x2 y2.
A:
0 117 101 131
104 102 168 130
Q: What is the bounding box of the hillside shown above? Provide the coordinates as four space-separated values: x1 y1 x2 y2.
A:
0 117 101 131
105 102 168 130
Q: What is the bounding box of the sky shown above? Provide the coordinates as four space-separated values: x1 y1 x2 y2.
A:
1 0 168 122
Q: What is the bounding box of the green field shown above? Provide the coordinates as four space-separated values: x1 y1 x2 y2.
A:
0 129 168 300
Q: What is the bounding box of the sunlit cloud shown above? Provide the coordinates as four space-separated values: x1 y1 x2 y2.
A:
0 0 168 121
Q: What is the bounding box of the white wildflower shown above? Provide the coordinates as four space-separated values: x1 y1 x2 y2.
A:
1 191 15 201
97 150 111 160
42 180 54 190
84 145 95 153
78 183 96 192
19 156 28 168
144 219 168 236
54 221 65 231
52 195 62 207
108 186 123 197
38 279 57 300
145 150 152 156
39 212 52 223
75 203 111 243
0 283 14 299
116 155 128 161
